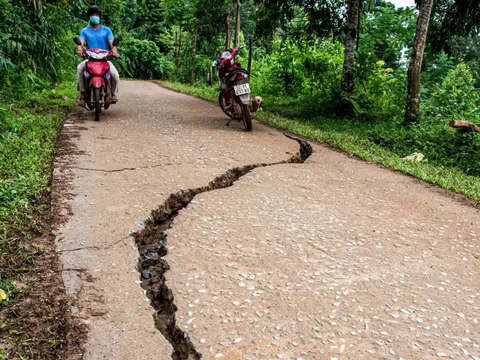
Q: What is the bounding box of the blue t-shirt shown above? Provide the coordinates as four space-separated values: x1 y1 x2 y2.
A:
80 25 114 50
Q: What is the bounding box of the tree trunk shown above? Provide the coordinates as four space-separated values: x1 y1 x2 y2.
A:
225 12 231 49
31 0 42 14
174 29 179 79
356 1 362 52
405 0 434 124
449 120 480 133
179 25 183 74
208 64 213 86
341 0 361 94
191 23 198 84
234 0 241 47
248 37 253 75
175 25 182 79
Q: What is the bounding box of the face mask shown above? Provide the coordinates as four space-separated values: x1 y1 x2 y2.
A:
90 16 100 25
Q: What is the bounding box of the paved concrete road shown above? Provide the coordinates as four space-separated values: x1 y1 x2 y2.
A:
54 81 479 360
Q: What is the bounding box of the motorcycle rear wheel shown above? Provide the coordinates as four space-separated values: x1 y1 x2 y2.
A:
242 104 253 132
94 88 101 121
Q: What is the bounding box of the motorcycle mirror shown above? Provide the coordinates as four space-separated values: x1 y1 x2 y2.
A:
73 37 82 46
112 37 120 47
212 60 217 67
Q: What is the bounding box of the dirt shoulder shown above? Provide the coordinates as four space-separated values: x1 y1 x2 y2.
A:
0 107 86 359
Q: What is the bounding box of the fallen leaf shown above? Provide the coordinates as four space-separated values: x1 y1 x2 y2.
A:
402 152 426 162
0 289 7 302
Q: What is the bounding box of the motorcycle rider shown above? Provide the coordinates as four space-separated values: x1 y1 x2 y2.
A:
76 5 120 102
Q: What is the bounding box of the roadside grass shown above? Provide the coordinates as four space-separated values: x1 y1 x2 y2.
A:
0 81 77 358
158 80 480 202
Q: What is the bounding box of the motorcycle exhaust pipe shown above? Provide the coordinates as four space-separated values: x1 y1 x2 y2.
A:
252 96 263 112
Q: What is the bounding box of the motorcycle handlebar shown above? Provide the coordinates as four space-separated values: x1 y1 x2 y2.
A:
75 50 120 60
212 45 246 66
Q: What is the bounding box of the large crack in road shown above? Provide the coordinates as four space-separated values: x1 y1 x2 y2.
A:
133 135 313 360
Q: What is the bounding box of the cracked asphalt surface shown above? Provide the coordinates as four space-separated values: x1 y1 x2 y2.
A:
54 81 479 359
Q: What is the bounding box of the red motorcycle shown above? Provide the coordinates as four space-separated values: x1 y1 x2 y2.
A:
73 37 119 121
213 46 262 132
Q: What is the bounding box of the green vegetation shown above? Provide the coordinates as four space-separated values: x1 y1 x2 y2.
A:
0 84 76 235
1 0 78 291
0 4 83 358
0 81 77 358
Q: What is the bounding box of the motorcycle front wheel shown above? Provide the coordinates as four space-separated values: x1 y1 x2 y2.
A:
218 91 234 119
94 87 101 121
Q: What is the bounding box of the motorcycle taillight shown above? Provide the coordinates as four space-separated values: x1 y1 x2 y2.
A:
235 73 244 81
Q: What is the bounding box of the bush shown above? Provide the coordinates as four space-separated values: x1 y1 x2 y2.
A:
420 63 480 175
424 63 480 122
367 63 480 176
348 56 407 119
118 38 173 79
251 40 344 117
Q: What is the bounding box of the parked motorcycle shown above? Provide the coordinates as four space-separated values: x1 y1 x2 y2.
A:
213 46 262 132
73 37 119 121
